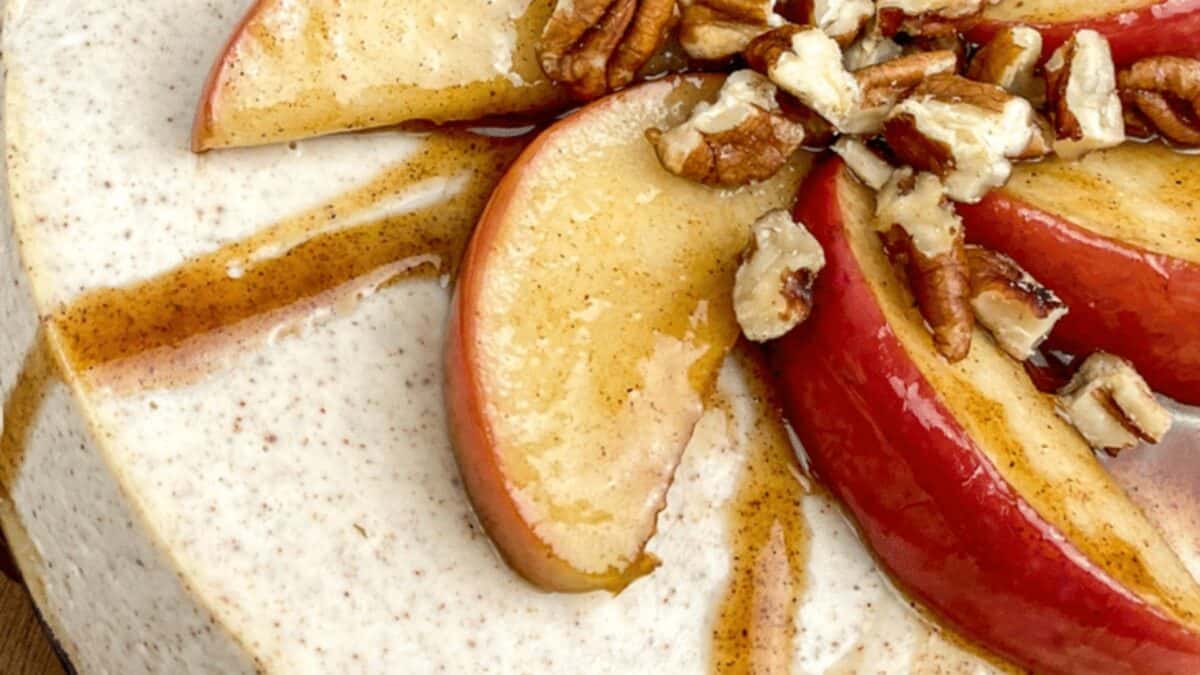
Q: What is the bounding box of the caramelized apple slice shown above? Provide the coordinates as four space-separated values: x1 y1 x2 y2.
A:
770 157 1200 673
193 0 566 150
957 143 1200 405
969 0 1200 65
446 75 812 592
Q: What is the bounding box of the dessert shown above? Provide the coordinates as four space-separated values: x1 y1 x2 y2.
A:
3 0 1200 673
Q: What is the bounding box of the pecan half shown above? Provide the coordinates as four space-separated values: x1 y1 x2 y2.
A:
883 74 1036 202
734 209 827 341
966 246 1068 361
540 0 680 100
1058 353 1173 454
646 70 806 186
967 25 1043 103
877 169 973 362
1044 30 1125 159
1118 56 1200 147
679 0 781 61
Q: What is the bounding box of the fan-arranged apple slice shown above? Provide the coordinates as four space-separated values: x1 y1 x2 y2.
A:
446 75 812 593
769 157 1200 673
193 0 567 150
956 143 1200 405
967 0 1200 65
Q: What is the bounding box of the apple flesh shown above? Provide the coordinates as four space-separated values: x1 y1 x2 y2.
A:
192 0 567 151
968 0 1200 65
770 157 1200 673
957 143 1200 405
446 75 812 593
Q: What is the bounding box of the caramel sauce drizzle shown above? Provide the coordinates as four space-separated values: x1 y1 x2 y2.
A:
710 349 810 675
48 132 523 378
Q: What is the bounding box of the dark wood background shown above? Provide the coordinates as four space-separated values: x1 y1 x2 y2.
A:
1 532 65 675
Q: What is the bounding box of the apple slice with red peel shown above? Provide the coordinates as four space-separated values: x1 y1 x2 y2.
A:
957 143 1200 405
769 157 1200 673
446 75 812 593
193 0 567 151
967 0 1200 65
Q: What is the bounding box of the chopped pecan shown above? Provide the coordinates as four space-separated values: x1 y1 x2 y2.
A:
876 0 985 38
1044 30 1125 159
1058 353 1173 454
540 0 680 100
775 91 838 147
1118 56 1200 148
853 50 960 132
678 0 781 61
843 18 904 71
776 0 874 46
877 169 973 362
967 25 1043 103
646 70 806 186
884 74 1036 202
833 137 896 190
966 246 1068 361
745 26 865 131
734 209 827 341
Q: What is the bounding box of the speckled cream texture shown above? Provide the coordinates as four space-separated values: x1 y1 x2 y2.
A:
2 1 1198 674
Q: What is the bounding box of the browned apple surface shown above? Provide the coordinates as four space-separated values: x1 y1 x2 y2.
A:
446 75 813 592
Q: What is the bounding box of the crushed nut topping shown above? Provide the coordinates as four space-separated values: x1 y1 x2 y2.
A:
679 0 783 61
884 74 1036 203
877 169 973 362
1118 56 1200 148
967 25 1043 103
777 0 875 46
647 70 806 185
966 246 1068 361
876 0 985 38
1058 353 1173 454
834 137 895 190
1045 30 1125 160
734 209 827 341
745 26 865 132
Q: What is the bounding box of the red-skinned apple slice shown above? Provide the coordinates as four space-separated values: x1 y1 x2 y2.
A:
193 0 567 151
446 75 812 592
956 143 1200 405
967 0 1200 65
769 157 1200 674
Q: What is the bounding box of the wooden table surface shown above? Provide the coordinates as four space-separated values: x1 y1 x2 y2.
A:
1 534 65 675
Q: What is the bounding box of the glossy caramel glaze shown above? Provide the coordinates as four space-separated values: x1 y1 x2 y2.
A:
49 133 523 385
710 349 809 675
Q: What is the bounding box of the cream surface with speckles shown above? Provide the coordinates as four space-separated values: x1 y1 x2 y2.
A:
1 1 1197 674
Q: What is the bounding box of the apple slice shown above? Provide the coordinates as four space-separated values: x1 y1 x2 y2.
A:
193 0 567 151
769 157 1200 673
445 75 812 593
967 0 1200 65
956 143 1200 405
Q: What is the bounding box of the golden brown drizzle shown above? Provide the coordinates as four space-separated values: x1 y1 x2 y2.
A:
49 133 524 380
710 348 810 675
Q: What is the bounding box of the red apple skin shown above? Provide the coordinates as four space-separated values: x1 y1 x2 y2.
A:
966 1 1200 66
769 158 1200 674
957 193 1200 405
191 1 259 153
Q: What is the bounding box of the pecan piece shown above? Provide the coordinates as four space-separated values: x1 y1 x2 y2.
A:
678 0 782 61
776 0 874 46
833 137 895 190
1118 56 1200 147
745 26 865 131
646 70 806 186
1058 353 1173 454
853 50 960 132
967 25 1043 103
540 0 680 100
734 209 827 341
884 74 1036 202
876 0 985 38
966 246 1068 361
877 169 973 362
1044 30 1125 159
843 18 904 71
